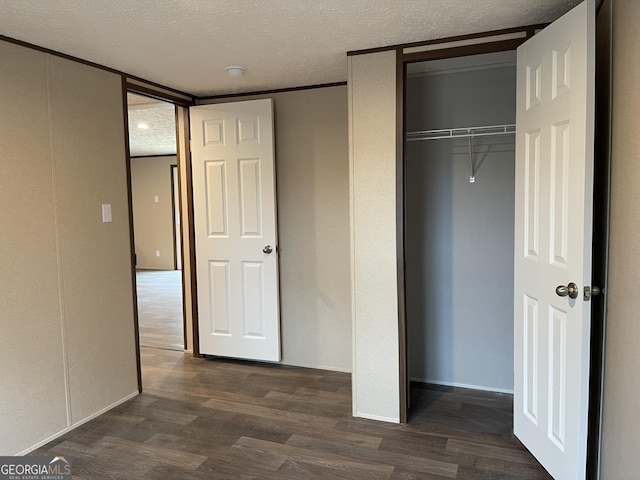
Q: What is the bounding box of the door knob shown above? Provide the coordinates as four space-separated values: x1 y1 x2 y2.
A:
584 286 602 301
263 245 273 254
556 282 579 299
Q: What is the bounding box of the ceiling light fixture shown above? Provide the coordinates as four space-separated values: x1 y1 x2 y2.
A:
225 65 246 78
137 122 150 129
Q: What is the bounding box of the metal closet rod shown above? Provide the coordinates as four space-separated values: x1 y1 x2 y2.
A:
405 124 516 141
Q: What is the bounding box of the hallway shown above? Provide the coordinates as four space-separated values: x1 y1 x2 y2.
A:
136 269 183 350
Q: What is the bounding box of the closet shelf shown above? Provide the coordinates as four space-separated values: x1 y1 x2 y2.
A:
406 123 516 184
406 124 515 142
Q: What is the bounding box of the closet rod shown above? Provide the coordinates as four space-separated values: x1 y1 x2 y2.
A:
406 124 515 142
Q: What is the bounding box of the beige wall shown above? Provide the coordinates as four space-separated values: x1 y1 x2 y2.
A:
199 86 352 372
131 155 177 270
348 50 400 422
600 0 640 476
0 40 138 455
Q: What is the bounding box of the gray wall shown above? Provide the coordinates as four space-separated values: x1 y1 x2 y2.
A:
405 66 516 392
200 86 351 372
131 155 177 269
0 40 138 455
601 0 640 476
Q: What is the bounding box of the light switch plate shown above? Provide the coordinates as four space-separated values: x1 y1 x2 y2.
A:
101 204 112 223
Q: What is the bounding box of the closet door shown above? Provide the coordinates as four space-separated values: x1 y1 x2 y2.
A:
513 1 595 479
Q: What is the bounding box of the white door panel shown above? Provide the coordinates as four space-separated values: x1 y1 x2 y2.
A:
190 99 280 362
514 1 595 478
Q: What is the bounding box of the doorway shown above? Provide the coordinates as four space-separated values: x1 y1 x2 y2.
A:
404 5 608 472
404 49 519 434
127 92 185 351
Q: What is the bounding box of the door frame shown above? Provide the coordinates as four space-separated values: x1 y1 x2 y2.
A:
123 81 200 381
394 23 541 423
174 103 202 358
393 15 610 479
170 164 181 271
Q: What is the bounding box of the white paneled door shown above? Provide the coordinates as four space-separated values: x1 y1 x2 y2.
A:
190 99 280 362
514 1 595 478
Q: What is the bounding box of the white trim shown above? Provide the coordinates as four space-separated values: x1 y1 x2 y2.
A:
411 377 514 395
315 365 351 374
354 412 400 424
283 362 351 374
15 391 139 456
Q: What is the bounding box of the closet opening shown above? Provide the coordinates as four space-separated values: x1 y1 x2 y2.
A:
398 12 609 477
404 51 518 432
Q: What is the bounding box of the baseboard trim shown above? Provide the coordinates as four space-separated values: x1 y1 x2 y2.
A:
353 411 400 424
16 390 139 456
411 377 514 395
316 365 351 374
284 361 351 374
199 355 351 374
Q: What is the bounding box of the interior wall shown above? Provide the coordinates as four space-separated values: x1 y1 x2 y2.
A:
49 56 139 423
131 155 178 270
0 39 138 455
600 0 640 476
348 50 400 422
0 40 70 456
405 66 516 392
199 86 351 372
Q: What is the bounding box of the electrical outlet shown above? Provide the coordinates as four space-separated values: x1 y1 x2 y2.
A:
155 250 160 257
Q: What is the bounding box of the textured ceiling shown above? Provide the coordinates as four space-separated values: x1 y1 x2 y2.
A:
127 93 176 157
0 0 581 97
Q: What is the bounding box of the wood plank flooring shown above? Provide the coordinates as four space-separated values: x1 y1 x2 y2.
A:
32 348 551 479
136 269 183 351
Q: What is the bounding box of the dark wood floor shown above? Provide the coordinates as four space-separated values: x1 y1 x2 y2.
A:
136 269 184 351
32 348 551 479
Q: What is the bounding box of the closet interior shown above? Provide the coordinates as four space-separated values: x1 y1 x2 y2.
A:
404 51 518 416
